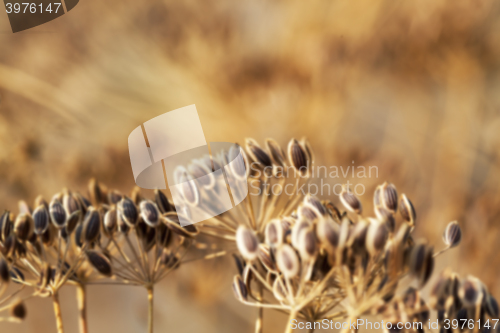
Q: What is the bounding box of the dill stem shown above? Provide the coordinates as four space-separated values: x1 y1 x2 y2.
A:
147 286 154 333
255 284 263 333
76 283 88 333
52 292 64 333
284 308 298 333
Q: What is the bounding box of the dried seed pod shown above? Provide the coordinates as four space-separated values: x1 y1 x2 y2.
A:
49 199 67 229
265 219 283 247
291 219 311 249
430 269 454 310
373 186 382 208
408 242 434 287
316 216 340 250
485 294 499 318
82 208 101 243
10 300 26 320
276 244 300 279
13 213 32 241
399 194 416 225
0 258 10 283
232 275 248 302
86 250 113 277
265 138 286 168
103 207 117 235
459 276 483 308
63 192 81 215
300 137 314 164
162 212 198 238
380 182 398 212
258 244 276 272
272 277 288 302
155 189 173 214
443 221 462 248
298 203 321 222
118 198 138 227
177 170 200 207
66 211 81 234
227 145 248 180
236 226 259 261
304 194 327 216
33 205 50 235
88 178 106 205
365 219 389 256
130 186 143 205
188 160 215 189
375 207 395 233
0 211 12 242
246 138 272 168
323 201 341 220
287 139 309 176
340 186 362 214
107 190 123 205
232 254 244 276
160 249 180 269
298 228 318 260
348 219 368 252
140 200 160 228
156 224 172 248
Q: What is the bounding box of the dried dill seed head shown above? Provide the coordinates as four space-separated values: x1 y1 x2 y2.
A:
236 226 259 261
443 221 462 248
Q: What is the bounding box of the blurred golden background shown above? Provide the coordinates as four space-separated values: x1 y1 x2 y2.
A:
1 0 500 332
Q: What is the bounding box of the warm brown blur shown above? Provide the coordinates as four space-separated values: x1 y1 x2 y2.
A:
1 0 500 332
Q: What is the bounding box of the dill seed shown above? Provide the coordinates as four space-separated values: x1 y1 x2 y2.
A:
0 257 10 283
304 194 327 216
49 199 67 229
340 186 362 214
257 244 277 272
399 194 416 224
265 219 283 247
140 200 160 228
265 138 286 168
246 138 272 168
317 216 340 249
236 226 259 261
33 205 50 235
232 275 248 302
298 228 317 260
66 210 81 234
83 208 101 243
13 213 32 241
107 190 123 205
154 189 173 214
443 221 462 248
162 212 198 237
381 182 398 212
272 277 288 302
118 198 139 227
366 220 389 256
287 138 308 175
276 244 300 278
63 192 80 215
0 211 12 241
228 145 247 180
86 250 113 277
485 294 499 318
459 276 483 308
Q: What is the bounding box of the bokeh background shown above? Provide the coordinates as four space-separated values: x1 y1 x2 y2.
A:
1 0 500 332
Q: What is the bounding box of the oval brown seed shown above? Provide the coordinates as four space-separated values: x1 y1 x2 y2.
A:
272 277 288 302
33 205 50 235
232 275 248 302
63 192 81 215
66 210 81 234
118 197 138 227
366 220 389 256
381 182 398 212
14 213 32 241
107 190 123 205
443 221 462 248
298 228 318 260
236 226 259 261
265 138 286 168
340 186 362 214
86 250 113 277
399 194 416 224
304 194 327 216
0 258 10 283
257 244 277 272
50 199 67 229
83 208 101 243
246 138 272 168
140 200 160 228
316 217 340 250
265 219 283 247
276 244 300 278
228 145 248 180
103 208 117 235
287 139 309 176
154 189 173 214
459 276 483 308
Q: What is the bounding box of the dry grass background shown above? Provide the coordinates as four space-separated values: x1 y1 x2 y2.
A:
0 0 500 332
